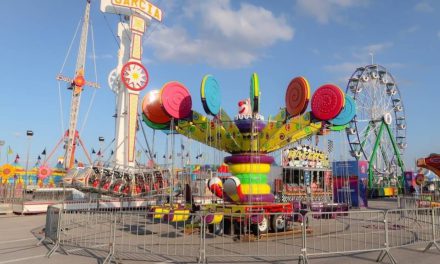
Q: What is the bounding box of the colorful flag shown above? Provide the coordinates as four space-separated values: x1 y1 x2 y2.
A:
7 146 13 155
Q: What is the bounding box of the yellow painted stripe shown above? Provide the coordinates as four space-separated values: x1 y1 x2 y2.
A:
229 163 271 174
240 183 271 195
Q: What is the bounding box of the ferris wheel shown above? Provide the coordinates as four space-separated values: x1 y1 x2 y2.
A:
346 64 407 188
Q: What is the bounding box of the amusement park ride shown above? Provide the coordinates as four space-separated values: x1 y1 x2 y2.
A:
345 65 407 196
0 0 416 223
418 154 440 179
49 0 98 171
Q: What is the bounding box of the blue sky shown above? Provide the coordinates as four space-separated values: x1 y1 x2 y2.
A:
0 0 439 171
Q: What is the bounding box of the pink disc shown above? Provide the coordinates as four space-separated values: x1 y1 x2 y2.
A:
311 84 344 121
161 82 192 119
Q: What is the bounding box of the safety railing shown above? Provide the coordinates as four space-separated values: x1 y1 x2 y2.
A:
303 210 386 257
40 205 440 264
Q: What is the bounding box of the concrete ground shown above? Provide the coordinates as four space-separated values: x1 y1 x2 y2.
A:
0 199 439 264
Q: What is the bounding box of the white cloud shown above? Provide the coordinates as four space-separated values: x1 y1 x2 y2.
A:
324 62 362 74
415 2 434 12
405 25 419 34
362 42 393 54
324 43 404 85
145 0 294 68
351 42 394 60
295 0 368 24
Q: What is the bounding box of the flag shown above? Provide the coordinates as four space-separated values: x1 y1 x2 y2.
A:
14 154 20 163
186 153 189 157
153 153 157 158
136 150 141 158
328 140 334 153
41 148 46 155
181 143 185 150
110 150 114 155
92 148 96 154
75 159 78 164
162 155 166 159
7 146 13 155
37 155 41 160
97 150 101 156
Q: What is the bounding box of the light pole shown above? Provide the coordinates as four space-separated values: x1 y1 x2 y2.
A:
25 130 33 187
0 140 5 164
98 136 105 165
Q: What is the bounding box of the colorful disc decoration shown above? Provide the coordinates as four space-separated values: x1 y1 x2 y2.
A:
142 113 170 130
0 164 15 179
161 81 192 119
311 84 345 121
330 95 356 126
142 90 171 124
38 165 52 180
201 75 221 116
121 61 149 91
285 76 310 117
250 73 260 113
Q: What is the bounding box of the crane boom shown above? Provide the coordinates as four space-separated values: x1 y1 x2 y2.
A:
64 0 91 169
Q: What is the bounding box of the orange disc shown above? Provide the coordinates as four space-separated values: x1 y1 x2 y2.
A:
142 90 171 124
285 77 310 117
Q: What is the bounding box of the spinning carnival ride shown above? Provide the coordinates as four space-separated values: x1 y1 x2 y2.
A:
345 65 406 195
142 73 357 218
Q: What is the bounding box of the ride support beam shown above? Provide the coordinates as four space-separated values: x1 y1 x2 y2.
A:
368 121 385 190
384 122 405 189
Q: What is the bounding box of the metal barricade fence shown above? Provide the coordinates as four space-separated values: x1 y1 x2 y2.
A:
37 204 64 256
109 210 203 263
56 208 116 259
303 210 387 260
202 212 304 263
386 207 440 252
40 204 440 263
398 196 419 209
0 183 23 202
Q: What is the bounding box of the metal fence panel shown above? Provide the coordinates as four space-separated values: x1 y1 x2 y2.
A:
203 212 304 262
386 208 435 248
304 210 386 256
111 211 202 262
44 205 62 243
40 202 440 263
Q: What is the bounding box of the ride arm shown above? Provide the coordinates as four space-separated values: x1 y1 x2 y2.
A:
175 111 242 153
417 156 440 178
260 112 322 153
